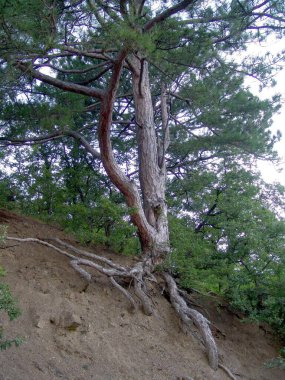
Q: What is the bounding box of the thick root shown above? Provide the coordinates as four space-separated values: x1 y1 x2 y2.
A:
163 272 219 371
6 236 153 314
218 363 237 380
7 236 236 377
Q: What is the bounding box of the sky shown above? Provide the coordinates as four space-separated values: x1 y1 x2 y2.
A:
248 38 285 186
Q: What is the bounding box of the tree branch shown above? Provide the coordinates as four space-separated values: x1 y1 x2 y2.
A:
66 130 101 159
98 49 154 242
62 46 116 56
143 0 197 32
37 61 109 75
0 131 66 146
160 83 170 168
120 0 128 18
94 0 122 22
15 62 105 100
0 130 101 160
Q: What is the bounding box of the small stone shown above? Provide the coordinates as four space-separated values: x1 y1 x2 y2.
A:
36 318 46 329
31 310 48 329
53 311 82 330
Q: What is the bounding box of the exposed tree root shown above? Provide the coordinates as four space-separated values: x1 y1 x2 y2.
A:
6 236 236 377
50 238 126 271
218 363 237 380
163 272 218 371
109 276 137 311
6 236 153 314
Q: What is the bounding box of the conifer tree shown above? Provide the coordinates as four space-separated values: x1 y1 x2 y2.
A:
1 0 285 370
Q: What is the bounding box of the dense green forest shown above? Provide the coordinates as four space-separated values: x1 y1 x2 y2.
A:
0 0 285 369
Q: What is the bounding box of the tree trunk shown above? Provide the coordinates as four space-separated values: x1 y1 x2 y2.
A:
131 56 170 265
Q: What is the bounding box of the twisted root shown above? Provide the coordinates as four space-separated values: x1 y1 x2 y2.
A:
7 236 236 377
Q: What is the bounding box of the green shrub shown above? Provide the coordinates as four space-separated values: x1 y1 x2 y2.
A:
48 197 140 255
0 226 22 350
265 347 285 371
0 283 22 350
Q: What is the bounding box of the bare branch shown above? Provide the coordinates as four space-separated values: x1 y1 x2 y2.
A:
65 131 101 159
93 0 122 22
87 0 106 26
252 0 271 11
251 12 285 23
137 0 147 17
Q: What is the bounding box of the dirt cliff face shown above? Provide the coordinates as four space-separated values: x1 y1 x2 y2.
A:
0 209 284 380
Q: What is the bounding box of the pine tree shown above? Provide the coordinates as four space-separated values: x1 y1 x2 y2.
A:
1 1 285 370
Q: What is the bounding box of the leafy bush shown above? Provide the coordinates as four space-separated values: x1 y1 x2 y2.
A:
0 283 22 350
47 197 140 256
167 207 285 341
265 347 285 371
0 225 22 350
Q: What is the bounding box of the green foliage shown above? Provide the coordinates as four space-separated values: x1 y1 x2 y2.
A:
0 276 22 350
100 19 158 55
0 225 22 350
0 266 5 277
167 167 285 339
0 336 22 351
265 348 285 371
168 216 234 293
1 141 141 255
0 0 285 344
0 224 7 243
51 197 140 255
0 283 21 321
0 0 63 53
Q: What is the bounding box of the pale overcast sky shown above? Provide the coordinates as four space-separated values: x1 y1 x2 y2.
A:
248 38 285 186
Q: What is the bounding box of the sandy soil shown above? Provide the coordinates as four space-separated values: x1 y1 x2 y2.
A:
0 209 284 380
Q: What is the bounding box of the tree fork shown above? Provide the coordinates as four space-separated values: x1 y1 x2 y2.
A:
131 55 170 263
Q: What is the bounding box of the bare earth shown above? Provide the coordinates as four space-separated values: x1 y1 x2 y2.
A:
0 209 284 380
